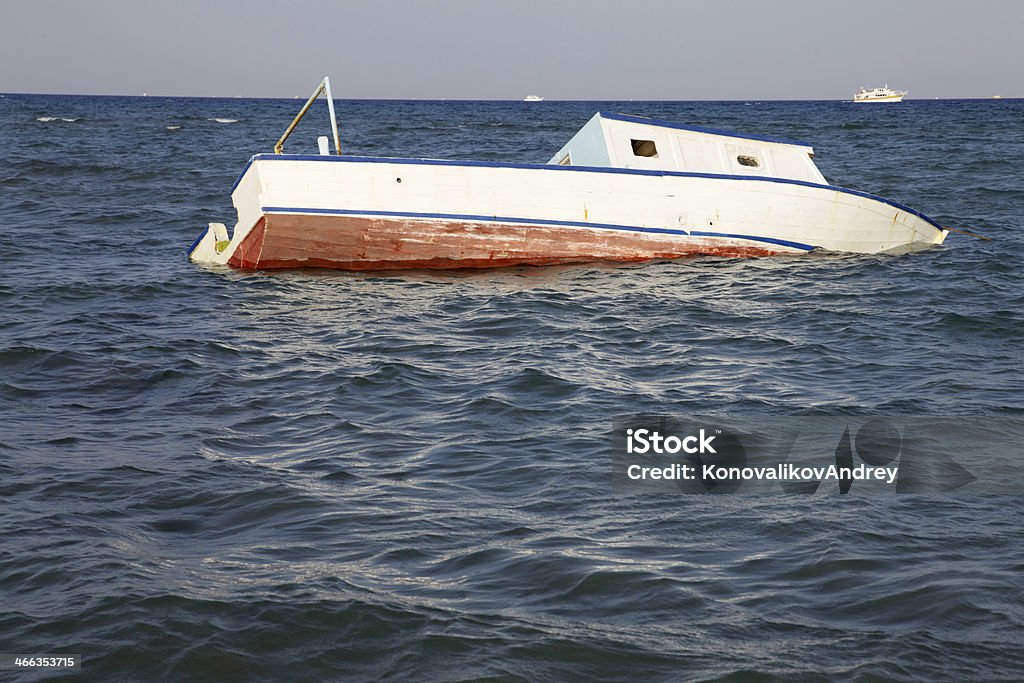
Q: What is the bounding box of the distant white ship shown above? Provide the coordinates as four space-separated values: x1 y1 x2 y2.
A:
523 95 543 102
853 85 907 103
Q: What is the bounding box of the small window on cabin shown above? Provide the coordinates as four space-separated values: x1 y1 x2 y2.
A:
558 153 572 166
631 139 658 158
737 155 760 168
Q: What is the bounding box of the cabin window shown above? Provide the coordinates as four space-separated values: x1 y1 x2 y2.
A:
737 155 760 168
558 153 572 166
631 139 658 158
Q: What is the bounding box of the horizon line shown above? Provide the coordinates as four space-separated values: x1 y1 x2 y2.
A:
2 91 1020 102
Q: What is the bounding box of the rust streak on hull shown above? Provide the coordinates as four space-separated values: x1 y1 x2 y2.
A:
229 213 790 271
227 216 268 269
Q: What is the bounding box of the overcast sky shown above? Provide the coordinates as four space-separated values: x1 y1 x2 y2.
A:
0 0 1019 99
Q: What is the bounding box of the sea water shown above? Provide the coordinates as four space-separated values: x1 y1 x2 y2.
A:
1 94 1022 680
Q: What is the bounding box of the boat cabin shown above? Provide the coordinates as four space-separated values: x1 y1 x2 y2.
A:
548 112 826 184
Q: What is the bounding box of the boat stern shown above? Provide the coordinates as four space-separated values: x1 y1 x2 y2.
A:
189 153 267 266
188 222 232 265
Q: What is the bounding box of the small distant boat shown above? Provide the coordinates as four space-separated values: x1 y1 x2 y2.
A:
523 95 544 102
992 95 1003 100
853 85 907 103
189 76 948 271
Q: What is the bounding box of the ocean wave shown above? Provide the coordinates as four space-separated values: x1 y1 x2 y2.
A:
35 116 80 123
166 125 182 130
209 118 239 124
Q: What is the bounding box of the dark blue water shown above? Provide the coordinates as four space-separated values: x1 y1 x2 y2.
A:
2 94 1023 681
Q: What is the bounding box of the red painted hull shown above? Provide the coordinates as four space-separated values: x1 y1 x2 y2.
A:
227 213 787 271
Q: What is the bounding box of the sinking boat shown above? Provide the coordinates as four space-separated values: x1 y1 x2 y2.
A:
189 77 948 270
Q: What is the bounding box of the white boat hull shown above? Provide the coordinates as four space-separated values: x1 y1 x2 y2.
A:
190 155 947 270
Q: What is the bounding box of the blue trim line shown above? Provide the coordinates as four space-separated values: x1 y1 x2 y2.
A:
234 154 945 236
260 206 816 252
187 228 207 255
597 111 815 148
690 230 814 251
230 155 258 194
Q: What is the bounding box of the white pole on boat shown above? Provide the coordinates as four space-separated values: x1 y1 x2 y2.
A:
323 76 342 156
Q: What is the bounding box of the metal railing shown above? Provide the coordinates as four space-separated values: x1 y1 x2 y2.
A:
274 76 342 155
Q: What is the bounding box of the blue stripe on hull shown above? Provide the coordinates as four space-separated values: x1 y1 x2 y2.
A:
260 206 817 252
